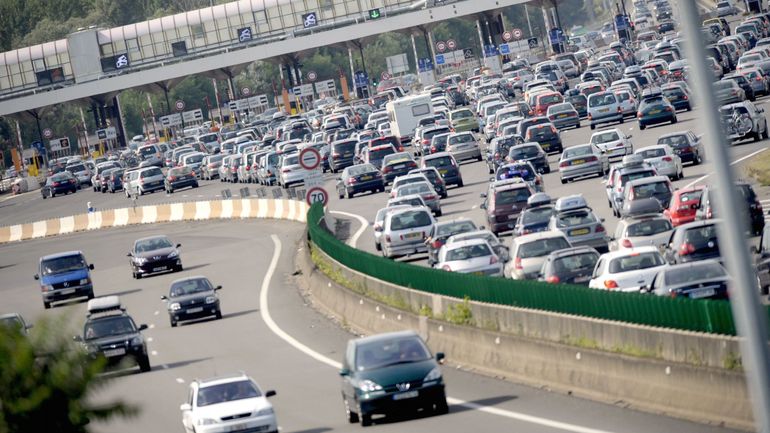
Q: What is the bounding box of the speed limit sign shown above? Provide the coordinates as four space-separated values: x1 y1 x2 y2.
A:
306 186 329 206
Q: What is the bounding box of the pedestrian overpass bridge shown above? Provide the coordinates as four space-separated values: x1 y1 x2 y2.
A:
0 0 528 118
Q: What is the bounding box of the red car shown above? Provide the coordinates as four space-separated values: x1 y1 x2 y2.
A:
664 186 704 227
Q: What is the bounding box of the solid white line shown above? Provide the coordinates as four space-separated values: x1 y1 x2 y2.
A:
258 235 617 433
330 210 368 248
683 148 768 189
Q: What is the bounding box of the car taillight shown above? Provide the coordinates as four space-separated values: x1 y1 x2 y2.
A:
442 265 452 271
70 179 76 184
422 139 430 145
604 279 619 289
348 177 357 184
756 75 763 81
282 168 291 173
430 146 437 153
385 235 391 243
245 165 251 170
546 275 560 284
432 239 443 249
637 112 643 118
382 166 392 173
333 152 341 158
424 194 436 201
52 182 60 186
588 113 593 120
559 160 570 167
679 242 696 255
586 156 598 162
168 176 176 181
662 156 672 162
706 208 712 219
621 238 633 248
596 225 605 233
514 257 523 270
489 255 499 265
664 106 672 112
617 107 622 114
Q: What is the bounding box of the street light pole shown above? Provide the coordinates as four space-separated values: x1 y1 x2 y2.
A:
680 2 770 433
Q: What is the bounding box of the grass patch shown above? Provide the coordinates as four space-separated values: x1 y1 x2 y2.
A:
744 150 770 186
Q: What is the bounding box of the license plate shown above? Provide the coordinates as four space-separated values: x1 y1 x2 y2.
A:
360 175 372 181
60 288 75 295
393 390 419 400
153 266 167 272
104 348 126 357
439 169 448 175
187 307 203 313
574 275 590 283
572 159 585 165
393 164 405 170
690 288 716 299
558 114 568 118
508 214 518 220
570 228 590 236
404 232 422 239
599 108 609 113
650 109 661 114
474 271 484 276
228 423 249 432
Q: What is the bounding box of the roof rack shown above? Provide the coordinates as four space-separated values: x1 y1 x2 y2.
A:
87 296 124 316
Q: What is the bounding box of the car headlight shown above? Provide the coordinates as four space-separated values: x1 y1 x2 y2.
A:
130 336 144 346
358 380 383 392
196 417 218 425
135 257 147 264
79 278 90 285
255 407 274 416
205 296 217 304
423 367 442 383
42 284 54 292
170 303 181 311
168 250 179 259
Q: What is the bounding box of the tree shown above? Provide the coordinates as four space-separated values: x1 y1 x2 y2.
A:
0 318 138 433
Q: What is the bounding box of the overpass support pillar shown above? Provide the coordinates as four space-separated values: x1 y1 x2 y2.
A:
410 33 419 74
113 95 127 149
347 48 355 96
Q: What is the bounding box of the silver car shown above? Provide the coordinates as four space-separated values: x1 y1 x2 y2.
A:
392 181 442 216
587 91 624 130
590 128 634 159
633 145 683 179
548 195 609 252
381 206 436 258
131 166 165 196
558 143 608 184
446 132 482 162
373 205 411 252
445 229 510 262
278 153 304 189
609 215 674 251
435 238 503 276
504 231 572 279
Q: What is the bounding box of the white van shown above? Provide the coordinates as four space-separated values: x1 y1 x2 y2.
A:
386 94 434 144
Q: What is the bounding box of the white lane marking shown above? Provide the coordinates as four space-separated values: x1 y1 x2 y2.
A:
330 210 368 248
683 148 768 189
149 324 156 329
175 378 185 383
154 310 159 316
147 337 154 342
259 235 617 433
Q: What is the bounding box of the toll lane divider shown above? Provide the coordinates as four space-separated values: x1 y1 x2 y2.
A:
0 199 308 244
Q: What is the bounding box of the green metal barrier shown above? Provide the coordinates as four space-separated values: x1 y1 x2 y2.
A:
308 203 770 336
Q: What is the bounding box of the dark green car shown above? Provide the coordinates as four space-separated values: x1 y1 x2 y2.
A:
340 330 448 426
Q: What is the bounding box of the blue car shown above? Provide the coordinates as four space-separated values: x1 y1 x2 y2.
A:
637 90 677 130
34 251 95 309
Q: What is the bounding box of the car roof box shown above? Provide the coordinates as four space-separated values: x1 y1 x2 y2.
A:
87 295 124 316
527 192 552 207
554 194 589 212
622 154 645 166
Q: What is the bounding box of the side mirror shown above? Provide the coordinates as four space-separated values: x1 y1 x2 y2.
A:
138 324 148 331
480 203 487 210
436 352 446 365
176 243 182 248
180 403 192 412
34 274 39 280
627 134 633 139
127 252 133 257
161 295 168 300
600 218 606 223
479 192 487 198
73 335 83 342
89 264 94 270
265 390 277 398
339 368 351 376
215 285 222 290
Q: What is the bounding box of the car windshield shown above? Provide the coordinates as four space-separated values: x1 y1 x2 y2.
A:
637 148 667 158
135 237 173 253
608 252 665 273
592 131 620 144
355 336 431 370
41 255 87 275
196 380 261 407
370 147 396 160
509 146 541 159
627 218 672 237
169 167 192 176
437 221 476 236
556 210 596 227
170 278 213 297
519 237 571 258
553 252 599 273
84 316 136 340
664 262 726 286
521 207 554 224
564 146 593 158
390 211 432 230
495 187 531 204
446 243 493 261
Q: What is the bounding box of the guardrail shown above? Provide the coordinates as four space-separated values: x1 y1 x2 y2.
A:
307 203 770 336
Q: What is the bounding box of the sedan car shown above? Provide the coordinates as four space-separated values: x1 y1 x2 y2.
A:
162 276 222 327
661 84 692 111
41 171 78 199
539 246 600 285
444 229 509 263
340 330 448 426
558 143 608 183
165 166 199 194
336 163 385 199
644 260 729 299
610 214 673 251
712 79 746 105
546 102 581 129
589 246 668 292
181 373 278 433
589 128 634 158
656 131 704 165
421 152 463 188
445 132 482 163
128 235 183 279
449 108 478 132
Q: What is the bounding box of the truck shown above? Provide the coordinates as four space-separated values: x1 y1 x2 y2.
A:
385 94 434 145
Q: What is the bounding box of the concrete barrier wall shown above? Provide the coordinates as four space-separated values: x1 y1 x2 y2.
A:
0 199 308 244
299 243 753 431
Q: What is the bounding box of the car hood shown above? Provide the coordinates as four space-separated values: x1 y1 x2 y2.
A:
356 359 437 385
40 268 89 284
193 397 271 420
135 247 176 259
86 332 141 346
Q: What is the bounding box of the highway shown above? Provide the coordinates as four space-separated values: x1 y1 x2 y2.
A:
0 220 744 433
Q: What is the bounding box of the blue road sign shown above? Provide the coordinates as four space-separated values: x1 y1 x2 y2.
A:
435 54 445 65
548 28 566 45
499 43 510 55
418 57 434 72
31 140 46 157
483 44 499 57
354 70 369 87
615 14 628 31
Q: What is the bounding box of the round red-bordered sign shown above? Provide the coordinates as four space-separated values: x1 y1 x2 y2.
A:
306 186 329 206
502 31 512 42
299 147 321 171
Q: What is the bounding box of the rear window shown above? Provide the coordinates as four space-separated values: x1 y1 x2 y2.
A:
446 243 493 261
664 261 726 285
142 167 162 177
521 207 554 225
589 93 617 106
563 146 593 158
333 142 356 153
519 237 571 258
424 156 454 168
495 187 532 204
626 218 672 237
169 166 193 176
527 127 557 140
631 181 671 198
509 145 541 159
637 148 666 158
66 164 86 172
370 146 396 160
436 221 477 236
552 252 599 273
608 252 665 273
538 94 563 105
139 146 156 156
556 210 596 227
390 211 433 230
185 154 204 164
620 170 656 186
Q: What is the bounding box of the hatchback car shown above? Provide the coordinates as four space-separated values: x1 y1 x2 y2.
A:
523 123 563 154
656 131 704 165
589 246 668 292
664 186 704 227
549 195 609 252
610 214 673 251
381 206 436 258
661 84 692 111
449 108 478 132
590 128 634 158
445 229 509 263
393 181 442 216
340 330 447 426
663 219 722 264
435 238 503 276
128 235 183 279
558 143 608 183
165 166 199 194
277 153 303 188
425 218 478 265
329 139 357 173
507 142 550 174
539 246 600 285
408 167 447 199
381 152 418 185
162 276 222 327
505 231 572 280
645 260 729 299
446 132 482 163
695 183 765 235
719 101 769 143
421 152 463 187
587 91 624 130
637 92 677 130
634 145 683 179
713 79 746 105
621 176 674 216
481 180 534 235
181 373 278 433
336 163 385 199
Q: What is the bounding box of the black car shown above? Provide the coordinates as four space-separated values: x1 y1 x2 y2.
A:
161 276 222 327
663 219 721 264
539 246 600 285
165 166 199 193
507 142 550 173
656 131 703 165
566 94 588 117
661 85 692 111
75 296 150 372
336 163 385 199
695 183 765 235
107 169 125 193
340 330 447 426
645 260 729 299
329 139 357 173
128 235 183 279
754 222 770 295
522 123 563 154
41 172 78 199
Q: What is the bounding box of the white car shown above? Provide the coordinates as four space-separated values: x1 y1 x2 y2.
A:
633 144 683 179
588 246 668 292
614 89 638 118
589 128 634 159
181 373 278 433
504 231 572 279
609 215 674 252
435 238 503 276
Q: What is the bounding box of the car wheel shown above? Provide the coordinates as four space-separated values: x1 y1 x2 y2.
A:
755 130 762 142
435 209 442 217
135 272 142 279
176 264 183 272
639 123 646 130
763 124 769 139
457 180 464 188
477 154 483 162
215 310 223 320
193 182 199 188
344 397 359 423
360 412 372 427
544 165 551 174
560 177 567 184
671 116 678 124
619 117 625 124
375 242 382 251
43 301 51 309
576 122 581 128
434 394 449 414
138 356 152 373
170 318 177 327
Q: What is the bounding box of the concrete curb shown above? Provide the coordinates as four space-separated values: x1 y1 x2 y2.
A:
0 199 309 244
298 242 754 431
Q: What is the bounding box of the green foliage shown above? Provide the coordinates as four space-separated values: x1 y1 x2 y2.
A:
0 318 137 433
444 297 474 326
